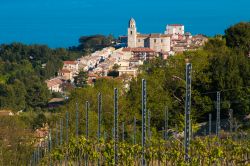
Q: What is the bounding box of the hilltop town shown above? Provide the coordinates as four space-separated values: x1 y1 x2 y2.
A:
46 18 208 93
0 13 249 165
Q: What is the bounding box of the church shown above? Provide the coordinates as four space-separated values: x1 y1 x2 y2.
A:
127 18 171 53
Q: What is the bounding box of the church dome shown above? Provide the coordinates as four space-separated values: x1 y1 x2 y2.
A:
128 18 136 28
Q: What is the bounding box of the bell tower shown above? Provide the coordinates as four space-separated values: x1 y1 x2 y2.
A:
127 18 137 48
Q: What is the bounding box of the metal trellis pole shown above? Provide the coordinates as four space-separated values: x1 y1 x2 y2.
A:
60 118 63 146
114 88 119 165
122 122 125 142
164 106 169 140
76 102 79 140
142 79 147 166
133 116 136 145
98 92 102 166
229 109 233 133
65 111 69 166
86 101 89 139
98 93 102 141
85 101 89 166
148 109 151 140
216 91 221 137
56 122 58 147
184 63 192 162
209 113 212 136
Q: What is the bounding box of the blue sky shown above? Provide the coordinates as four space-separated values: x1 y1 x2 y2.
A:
0 0 249 47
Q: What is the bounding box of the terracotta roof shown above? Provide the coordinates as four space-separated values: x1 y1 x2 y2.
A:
0 110 14 116
172 39 182 41
35 128 49 138
137 34 150 38
193 34 207 39
161 34 172 37
59 69 71 73
49 98 65 103
149 33 161 38
122 47 155 52
150 34 171 38
137 33 171 38
46 78 63 88
64 61 77 65
88 73 99 78
97 76 113 80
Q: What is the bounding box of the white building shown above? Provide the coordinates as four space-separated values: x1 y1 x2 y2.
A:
165 24 184 35
45 78 63 92
63 61 79 74
118 68 138 77
58 69 74 82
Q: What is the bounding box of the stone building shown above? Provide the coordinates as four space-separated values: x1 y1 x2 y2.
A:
165 24 184 35
63 61 79 74
45 78 63 92
127 18 171 52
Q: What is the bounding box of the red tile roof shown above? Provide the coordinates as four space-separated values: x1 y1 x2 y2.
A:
137 34 150 38
0 110 14 116
49 98 65 103
46 78 63 88
161 34 172 37
137 34 171 38
34 128 49 138
149 34 171 38
64 61 77 65
122 47 155 52
59 69 71 73
88 73 99 78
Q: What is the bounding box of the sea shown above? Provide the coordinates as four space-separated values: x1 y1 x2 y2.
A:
0 0 249 48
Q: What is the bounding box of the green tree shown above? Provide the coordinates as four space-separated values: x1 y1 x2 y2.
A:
12 79 27 111
24 75 50 109
74 70 88 87
0 116 33 165
77 35 115 52
0 83 15 110
32 113 47 129
225 22 250 53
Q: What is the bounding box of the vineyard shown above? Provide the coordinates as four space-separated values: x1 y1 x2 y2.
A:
40 136 250 165
0 22 249 166
29 64 250 166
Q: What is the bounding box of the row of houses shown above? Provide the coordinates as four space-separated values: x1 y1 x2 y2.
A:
45 60 79 93
46 34 208 93
45 45 161 93
171 34 208 53
45 47 115 92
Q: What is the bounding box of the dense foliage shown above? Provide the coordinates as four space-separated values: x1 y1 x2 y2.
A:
0 22 249 165
61 38 250 138
41 135 250 165
73 71 88 88
225 22 250 53
0 43 83 112
0 116 33 165
70 35 115 53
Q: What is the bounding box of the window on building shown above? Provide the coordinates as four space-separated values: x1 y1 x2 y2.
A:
138 39 140 42
154 39 157 43
161 39 163 43
130 31 133 35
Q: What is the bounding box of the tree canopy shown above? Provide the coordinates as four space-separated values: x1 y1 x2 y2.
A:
225 22 250 53
74 34 115 53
